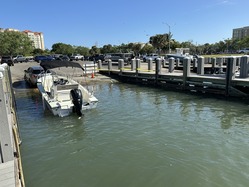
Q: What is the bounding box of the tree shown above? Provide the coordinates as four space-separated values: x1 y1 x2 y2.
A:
169 39 181 51
117 43 130 53
0 31 33 56
89 46 100 55
149 34 169 54
74 46 89 56
131 43 142 56
33 48 45 55
100 44 114 54
180 40 197 54
140 44 155 54
51 43 74 55
240 36 249 49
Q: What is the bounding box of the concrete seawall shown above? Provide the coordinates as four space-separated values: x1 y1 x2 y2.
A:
0 64 25 187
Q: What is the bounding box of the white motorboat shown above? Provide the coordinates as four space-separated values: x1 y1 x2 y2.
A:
37 60 98 117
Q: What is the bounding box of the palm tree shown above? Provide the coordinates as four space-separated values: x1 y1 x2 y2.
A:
149 34 169 54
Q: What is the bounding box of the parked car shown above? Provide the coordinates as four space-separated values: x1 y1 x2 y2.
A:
25 56 34 61
34 55 54 63
51 54 62 59
24 66 46 87
13 55 28 63
1 56 14 66
143 54 160 62
84 56 90 61
89 54 105 62
238 48 249 54
55 55 70 61
104 54 112 61
104 53 134 64
70 54 84 61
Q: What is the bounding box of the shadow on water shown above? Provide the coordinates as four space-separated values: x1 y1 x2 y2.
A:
13 80 34 90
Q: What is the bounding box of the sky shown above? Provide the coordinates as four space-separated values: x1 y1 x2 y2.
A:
1 0 248 49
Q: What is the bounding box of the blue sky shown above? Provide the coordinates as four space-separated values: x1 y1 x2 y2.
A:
1 0 248 49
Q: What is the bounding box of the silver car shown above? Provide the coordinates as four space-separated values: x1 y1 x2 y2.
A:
24 66 44 87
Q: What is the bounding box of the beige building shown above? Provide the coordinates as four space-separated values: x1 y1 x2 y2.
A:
23 30 45 50
0 28 19 32
233 26 249 40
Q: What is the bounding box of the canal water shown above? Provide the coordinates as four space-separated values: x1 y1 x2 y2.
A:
15 81 249 187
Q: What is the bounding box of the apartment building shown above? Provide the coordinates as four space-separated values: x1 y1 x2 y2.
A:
0 28 45 50
23 30 45 50
233 26 249 40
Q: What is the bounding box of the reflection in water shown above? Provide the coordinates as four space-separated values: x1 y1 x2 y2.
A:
15 83 249 187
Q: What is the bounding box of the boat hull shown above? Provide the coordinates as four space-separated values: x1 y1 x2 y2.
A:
37 74 98 117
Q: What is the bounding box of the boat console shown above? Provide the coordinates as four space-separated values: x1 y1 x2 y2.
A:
54 78 68 85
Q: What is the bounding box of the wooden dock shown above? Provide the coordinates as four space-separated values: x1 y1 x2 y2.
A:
0 64 25 187
97 56 249 98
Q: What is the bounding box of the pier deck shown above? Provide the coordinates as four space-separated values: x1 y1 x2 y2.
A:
97 56 249 97
0 64 25 187
0 161 15 187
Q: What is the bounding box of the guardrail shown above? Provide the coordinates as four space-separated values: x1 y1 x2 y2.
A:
83 62 98 75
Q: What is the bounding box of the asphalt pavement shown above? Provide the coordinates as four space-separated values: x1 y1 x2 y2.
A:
9 61 116 85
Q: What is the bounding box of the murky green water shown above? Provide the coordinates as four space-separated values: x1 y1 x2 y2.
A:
15 82 249 187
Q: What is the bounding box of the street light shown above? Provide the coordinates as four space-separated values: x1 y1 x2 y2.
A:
163 22 172 54
223 38 229 53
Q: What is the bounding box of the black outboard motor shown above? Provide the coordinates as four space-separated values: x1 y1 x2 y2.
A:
70 89 83 117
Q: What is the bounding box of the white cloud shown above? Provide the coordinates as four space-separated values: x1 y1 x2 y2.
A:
217 0 235 5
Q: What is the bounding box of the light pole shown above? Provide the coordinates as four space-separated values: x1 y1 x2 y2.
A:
166 23 171 53
223 38 229 53
163 22 172 54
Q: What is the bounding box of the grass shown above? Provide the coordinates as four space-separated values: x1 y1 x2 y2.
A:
202 54 243 58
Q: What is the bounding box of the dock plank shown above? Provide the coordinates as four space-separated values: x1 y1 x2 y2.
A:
0 160 15 187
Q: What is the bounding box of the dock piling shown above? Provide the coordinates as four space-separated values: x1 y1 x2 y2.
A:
176 58 180 68
193 58 197 69
183 57 191 87
148 58 153 71
225 57 236 96
119 59 124 73
168 57 175 73
240 55 249 78
197 56 205 75
97 60 102 70
217 57 223 74
108 59 112 75
131 59 136 71
136 59 141 75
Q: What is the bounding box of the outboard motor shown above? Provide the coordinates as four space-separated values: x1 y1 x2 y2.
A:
70 89 83 117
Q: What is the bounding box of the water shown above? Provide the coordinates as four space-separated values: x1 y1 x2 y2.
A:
15 81 249 187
